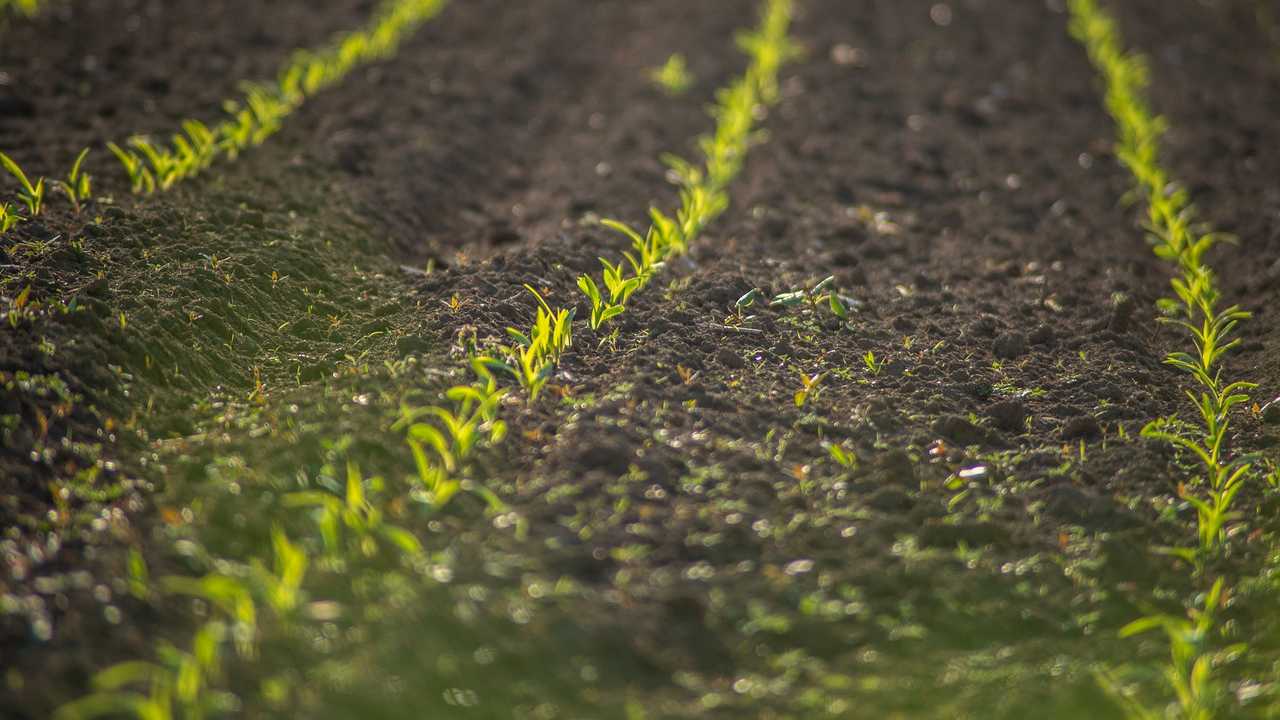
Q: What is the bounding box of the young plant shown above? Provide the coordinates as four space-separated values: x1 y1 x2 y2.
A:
3 0 43 17
650 53 695 95
55 148 92 213
252 526 309 616
577 273 625 330
101 0 450 194
283 461 422 559
0 202 19 234
392 358 509 512
770 275 852 319
793 370 826 408
824 441 857 469
107 142 156 194
53 621 237 720
1100 578 1240 720
0 151 45 216
863 351 884 376
486 286 574 400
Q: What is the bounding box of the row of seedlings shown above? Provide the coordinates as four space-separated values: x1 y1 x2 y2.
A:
1068 0 1269 716
398 0 797 504
53 1 799 717
0 0 450 238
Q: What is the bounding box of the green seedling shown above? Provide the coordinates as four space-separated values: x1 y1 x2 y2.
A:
488 285 574 400
253 526 308 616
770 276 852 319
283 461 422 559
393 359 508 510
1102 578 1240 720
0 151 45 216
862 351 884 376
825 442 857 469
650 53 695 95
736 288 763 313
53 621 237 720
55 148 92 213
0 202 19 234
793 370 826 408
126 548 150 600
578 271 626 330
3 0 43 17
107 142 155 194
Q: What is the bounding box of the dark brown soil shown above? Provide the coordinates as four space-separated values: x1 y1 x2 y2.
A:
1 0 1278 717
0 0 376 176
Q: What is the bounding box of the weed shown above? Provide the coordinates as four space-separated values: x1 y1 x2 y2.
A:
650 53 695 95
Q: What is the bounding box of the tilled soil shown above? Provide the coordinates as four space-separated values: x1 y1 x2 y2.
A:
1 0 1278 717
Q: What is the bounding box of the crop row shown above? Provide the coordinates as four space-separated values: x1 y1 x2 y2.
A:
577 0 797 333
1069 0 1269 716
0 0 449 238
0 0 43 19
52 2 797 717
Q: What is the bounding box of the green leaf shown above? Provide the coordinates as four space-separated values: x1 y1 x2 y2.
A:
829 292 848 319
378 525 423 555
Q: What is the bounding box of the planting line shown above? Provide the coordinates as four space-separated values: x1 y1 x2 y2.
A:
53 1 797 717
396 0 796 507
576 0 796 334
0 0 45 19
1069 0 1263 715
0 0 448 238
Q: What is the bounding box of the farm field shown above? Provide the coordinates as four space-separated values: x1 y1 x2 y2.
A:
2 0 1279 717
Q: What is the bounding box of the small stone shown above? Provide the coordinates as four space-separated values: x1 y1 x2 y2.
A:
992 332 1027 359
1108 294 1137 333
395 335 432 354
932 415 989 446
986 399 1028 433
1029 324 1054 345
866 486 914 512
1061 415 1101 440
1262 397 1280 425
715 348 746 369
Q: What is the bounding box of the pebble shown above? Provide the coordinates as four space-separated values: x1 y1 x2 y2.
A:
1262 397 1280 425
986 399 1028 432
932 415 989 446
715 348 746 369
992 331 1027 359
1061 415 1101 440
